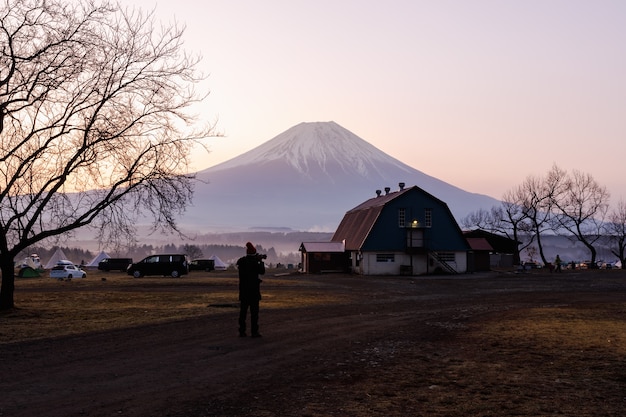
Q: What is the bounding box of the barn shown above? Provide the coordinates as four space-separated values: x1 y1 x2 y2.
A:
330 183 470 275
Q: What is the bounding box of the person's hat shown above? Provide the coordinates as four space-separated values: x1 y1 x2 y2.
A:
246 242 257 255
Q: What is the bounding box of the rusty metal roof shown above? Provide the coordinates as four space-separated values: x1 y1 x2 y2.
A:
331 206 383 250
332 187 414 250
466 237 493 251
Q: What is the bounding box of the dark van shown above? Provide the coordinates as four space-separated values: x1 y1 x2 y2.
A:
127 254 188 278
98 258 133 272
189 259 215 272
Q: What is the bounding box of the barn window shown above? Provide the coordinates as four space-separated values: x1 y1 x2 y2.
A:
398 208 405 227
438 252 455 262
376 254 395 262
425 208 432 227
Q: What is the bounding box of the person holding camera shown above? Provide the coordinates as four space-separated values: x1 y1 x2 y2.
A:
236 242 266 338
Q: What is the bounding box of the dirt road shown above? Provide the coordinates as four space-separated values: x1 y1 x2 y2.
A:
2 270 626 416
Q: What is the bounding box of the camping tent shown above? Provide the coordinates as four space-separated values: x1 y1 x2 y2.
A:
209 255 227 270
44 248 70 269
19 254 42 270
86 251 110 268
18 267 41 278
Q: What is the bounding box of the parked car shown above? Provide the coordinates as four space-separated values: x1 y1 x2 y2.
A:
189 259 215 272
522 261 541 270
98 257 133 272
126 254 188 278
50 262 87 279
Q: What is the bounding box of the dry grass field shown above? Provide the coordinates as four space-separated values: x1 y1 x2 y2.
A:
3 269 343 343
1 268 626 416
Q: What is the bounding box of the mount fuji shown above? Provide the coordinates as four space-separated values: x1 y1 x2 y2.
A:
184 121 500 232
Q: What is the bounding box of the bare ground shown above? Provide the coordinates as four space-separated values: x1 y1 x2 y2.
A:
1 269 626 416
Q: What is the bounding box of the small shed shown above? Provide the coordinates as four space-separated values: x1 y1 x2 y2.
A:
463 229 520 266
299 241 348 274
466 237 493 272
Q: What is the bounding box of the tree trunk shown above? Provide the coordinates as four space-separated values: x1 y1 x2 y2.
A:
587 244 598 268
616 239 626 267
535 230 549 266
511 228 522 265
0 257 15 310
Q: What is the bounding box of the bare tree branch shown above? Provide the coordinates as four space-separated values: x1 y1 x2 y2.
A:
0 0 214 309
551 169 610 266
607 199 626 266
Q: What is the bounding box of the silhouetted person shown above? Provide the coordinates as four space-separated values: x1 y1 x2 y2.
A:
236 242 265 337
555 254 562 272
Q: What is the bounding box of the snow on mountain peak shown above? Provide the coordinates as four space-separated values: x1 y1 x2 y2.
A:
209 121 413 178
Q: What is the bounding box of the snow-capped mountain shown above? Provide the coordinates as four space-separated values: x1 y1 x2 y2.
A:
184 121 500 232
209 121 415 182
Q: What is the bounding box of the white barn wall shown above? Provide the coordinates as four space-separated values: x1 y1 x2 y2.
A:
355 251 468 275
361 252 398 275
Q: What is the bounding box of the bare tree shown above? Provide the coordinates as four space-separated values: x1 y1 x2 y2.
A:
182 244 204 261
551 169 610 267
464 164 611 268
606 199 626 266
460 207 492 231
498 186 534 264
515 165 570 266
0 0 213 309
518 174 552 266
461 185 533 265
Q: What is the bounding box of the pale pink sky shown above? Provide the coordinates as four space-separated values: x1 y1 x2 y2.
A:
129 0 626 202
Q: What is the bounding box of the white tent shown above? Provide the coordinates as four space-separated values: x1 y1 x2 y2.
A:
209 255 227 270
86 251 110 268
44 248 70 269
19 254 42 270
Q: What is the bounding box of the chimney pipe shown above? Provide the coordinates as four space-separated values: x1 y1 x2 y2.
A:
399 182 405 190
385 187 391 195
376 189 381 197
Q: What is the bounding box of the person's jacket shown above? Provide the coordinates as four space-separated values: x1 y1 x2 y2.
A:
237 255 265 301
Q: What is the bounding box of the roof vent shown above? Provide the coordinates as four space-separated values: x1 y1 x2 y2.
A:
385 187 391 195
376 189 382 197
399 182 405 190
